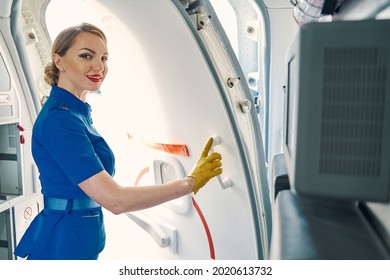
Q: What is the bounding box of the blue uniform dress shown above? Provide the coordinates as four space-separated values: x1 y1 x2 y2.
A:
14 86 115 260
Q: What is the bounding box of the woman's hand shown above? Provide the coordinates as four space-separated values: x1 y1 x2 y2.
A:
187 137 223 194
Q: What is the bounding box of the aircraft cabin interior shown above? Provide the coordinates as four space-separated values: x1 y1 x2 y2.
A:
0 0 389 260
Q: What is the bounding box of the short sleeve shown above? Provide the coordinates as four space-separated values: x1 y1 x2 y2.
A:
40 110 104 185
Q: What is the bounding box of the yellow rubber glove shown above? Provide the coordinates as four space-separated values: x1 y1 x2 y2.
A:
188 137 223 194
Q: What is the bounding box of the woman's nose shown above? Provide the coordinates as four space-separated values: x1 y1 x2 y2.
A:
93 59 105 71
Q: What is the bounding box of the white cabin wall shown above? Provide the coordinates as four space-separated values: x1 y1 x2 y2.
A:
263 1 297 168
0 1 12 18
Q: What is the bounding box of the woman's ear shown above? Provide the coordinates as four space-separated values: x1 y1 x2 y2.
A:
53 53 63 71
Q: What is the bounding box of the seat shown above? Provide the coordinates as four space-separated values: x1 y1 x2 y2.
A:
270 190 390 259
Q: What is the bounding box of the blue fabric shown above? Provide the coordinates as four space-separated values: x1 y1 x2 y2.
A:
17 208 105 260
32 86 115 198
44 197 100 211
14 86 115 260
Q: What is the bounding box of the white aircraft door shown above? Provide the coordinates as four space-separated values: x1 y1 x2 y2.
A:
45 0 271 260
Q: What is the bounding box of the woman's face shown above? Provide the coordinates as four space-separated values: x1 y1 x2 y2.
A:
55 32 108 100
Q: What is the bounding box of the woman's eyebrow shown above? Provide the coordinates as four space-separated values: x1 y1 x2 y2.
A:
79 47 108 55
79 47 96 53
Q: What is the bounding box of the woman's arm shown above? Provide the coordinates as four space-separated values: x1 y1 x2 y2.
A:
79 171 194 214
78 138 222 214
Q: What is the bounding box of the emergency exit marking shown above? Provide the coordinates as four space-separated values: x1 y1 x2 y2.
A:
24 207 33 220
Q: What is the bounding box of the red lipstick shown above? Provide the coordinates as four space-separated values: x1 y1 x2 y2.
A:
87 74 102 83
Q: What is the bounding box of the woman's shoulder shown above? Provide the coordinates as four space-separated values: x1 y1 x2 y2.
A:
36 101 85 133
40 99 75 118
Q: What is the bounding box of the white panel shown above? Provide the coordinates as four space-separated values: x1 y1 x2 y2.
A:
266 7 297 166
262 0 292 8
0 0 12 18
13 194 43 249
0 53 10 91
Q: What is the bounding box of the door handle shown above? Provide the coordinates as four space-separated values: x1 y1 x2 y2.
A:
212 136 233 190
126 212 178 253
152 157 192 215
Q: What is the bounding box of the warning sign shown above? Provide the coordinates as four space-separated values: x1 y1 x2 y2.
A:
23 207 33 220
13 196 43 243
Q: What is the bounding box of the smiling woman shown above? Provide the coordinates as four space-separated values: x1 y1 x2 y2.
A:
46 24 108 100
13 21 222 260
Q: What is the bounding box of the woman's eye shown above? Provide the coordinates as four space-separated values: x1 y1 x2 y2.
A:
79 54 92 59
101 56 108 62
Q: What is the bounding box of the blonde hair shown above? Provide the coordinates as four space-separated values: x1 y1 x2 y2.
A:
44 22 107 86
